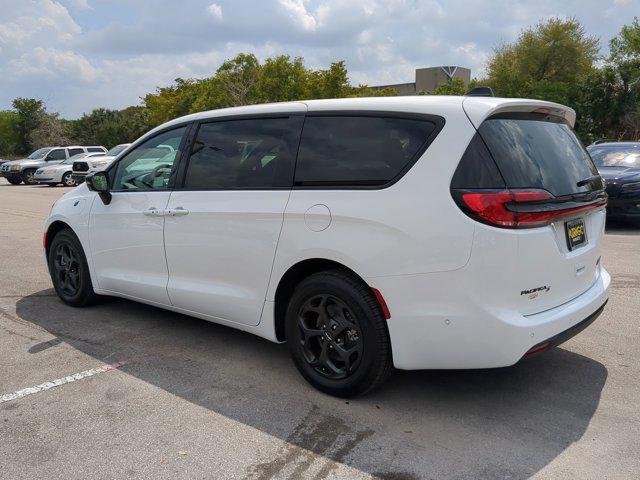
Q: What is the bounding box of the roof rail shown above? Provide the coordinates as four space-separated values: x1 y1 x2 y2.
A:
465 86 494 97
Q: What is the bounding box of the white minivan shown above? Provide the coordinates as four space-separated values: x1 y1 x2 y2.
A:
43 96 610 396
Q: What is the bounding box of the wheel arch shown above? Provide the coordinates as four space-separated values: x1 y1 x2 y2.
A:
45 220 75 259
273 258 384 342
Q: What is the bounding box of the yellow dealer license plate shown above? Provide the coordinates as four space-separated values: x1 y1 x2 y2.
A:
565 218 587 251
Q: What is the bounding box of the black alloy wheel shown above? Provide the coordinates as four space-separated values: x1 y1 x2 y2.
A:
286 270 393 397
48 229 97 307
297 294 364 380
52 242 81 297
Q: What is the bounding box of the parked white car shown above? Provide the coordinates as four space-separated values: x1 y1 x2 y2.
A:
34 152 106 187
43 96 610 396
71 143 131 183
1 146 107 185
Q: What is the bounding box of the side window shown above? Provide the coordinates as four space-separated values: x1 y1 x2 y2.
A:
113 126 187 190
183 117 298 189
68 148 84 157
295 116 436 186
47 149 67 161
87 147 104 153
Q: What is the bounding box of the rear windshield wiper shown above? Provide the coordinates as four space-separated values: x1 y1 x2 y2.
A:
576 174 602 187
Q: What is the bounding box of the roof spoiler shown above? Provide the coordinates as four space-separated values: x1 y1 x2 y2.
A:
465 86 494 97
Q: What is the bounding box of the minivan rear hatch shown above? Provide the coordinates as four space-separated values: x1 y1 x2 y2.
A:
456 100 607 314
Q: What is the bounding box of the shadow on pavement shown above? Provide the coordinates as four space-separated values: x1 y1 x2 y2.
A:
16 291 608 480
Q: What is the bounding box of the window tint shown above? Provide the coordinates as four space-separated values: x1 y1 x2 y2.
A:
113 126 186 190
450 132 505 189
47 149 67 161
68 148 84 157
87 147 105 153
478 113 603 196
294 116 436 186
183 117 298 189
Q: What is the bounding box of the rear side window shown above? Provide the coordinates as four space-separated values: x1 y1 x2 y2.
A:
478 113 602 196
183 117 300 189
87 147 105 153
68 148 84 157
450 133 505 189
294 116 437 186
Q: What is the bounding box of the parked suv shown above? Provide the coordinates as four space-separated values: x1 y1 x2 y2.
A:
72 143 131 184
1 146 107 185
587 141 640 223
43 97 610 396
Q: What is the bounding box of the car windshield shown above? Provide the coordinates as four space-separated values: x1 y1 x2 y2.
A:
106 145 128 156
28 148 52 159
588 144 640 167
62 153 88 164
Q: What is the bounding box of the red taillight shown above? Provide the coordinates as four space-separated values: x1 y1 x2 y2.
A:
458 189 607 229
43 231 47 250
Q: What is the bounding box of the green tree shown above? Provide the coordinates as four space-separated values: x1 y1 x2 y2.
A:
486 18 599 104
0 110 19 155
12 98 45 154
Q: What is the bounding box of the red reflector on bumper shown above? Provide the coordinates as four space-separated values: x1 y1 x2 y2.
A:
525 342 551 355
371 287 391 320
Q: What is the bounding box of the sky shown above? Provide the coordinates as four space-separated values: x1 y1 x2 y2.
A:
0 0 637 118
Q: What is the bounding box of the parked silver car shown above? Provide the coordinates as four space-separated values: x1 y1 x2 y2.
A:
34 152 106 187
1 145 107 185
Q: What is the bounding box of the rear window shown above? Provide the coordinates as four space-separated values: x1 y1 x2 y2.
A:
477 113 602 196
294 116 437 186
587 144 640 167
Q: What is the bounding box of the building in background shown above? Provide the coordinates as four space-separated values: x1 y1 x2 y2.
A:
371 66 471 95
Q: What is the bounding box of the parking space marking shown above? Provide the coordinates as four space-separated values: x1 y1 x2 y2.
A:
0 361 126 404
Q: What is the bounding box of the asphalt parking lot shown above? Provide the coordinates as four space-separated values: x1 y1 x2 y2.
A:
1 184 639 480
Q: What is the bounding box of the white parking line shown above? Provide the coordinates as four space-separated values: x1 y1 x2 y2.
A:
0 361 126 404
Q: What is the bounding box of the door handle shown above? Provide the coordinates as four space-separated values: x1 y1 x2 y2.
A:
166 207 189 217
143 207 164 217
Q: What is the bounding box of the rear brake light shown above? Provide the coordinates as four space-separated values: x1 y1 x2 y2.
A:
454 189 607 229
43 231 47 250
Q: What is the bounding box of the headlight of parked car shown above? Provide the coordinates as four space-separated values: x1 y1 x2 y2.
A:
620 182 640 193
10 165 21 172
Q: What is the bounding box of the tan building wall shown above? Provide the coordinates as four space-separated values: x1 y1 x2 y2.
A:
371 66 471 95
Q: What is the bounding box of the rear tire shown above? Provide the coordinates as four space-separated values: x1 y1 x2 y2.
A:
285 270 393 397
47 229 98 307
6 175 22 185
62 171 76 187
21 169 37 185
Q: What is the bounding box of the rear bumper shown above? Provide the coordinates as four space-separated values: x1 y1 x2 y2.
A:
607 196 640 219
368 266 610 370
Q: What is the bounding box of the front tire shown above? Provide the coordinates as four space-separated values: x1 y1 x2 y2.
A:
48 229 97 307
21 169 37 185
6 175 22 185
285 270 393 397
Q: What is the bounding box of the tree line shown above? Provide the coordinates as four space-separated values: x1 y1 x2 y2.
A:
0 17 638 157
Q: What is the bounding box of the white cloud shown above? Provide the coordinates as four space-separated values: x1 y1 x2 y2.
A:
278 0 317 32
65 0 91 10
207 3 223 20
10 47 98 82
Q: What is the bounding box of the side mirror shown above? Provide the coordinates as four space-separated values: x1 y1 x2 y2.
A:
86 172 112 205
